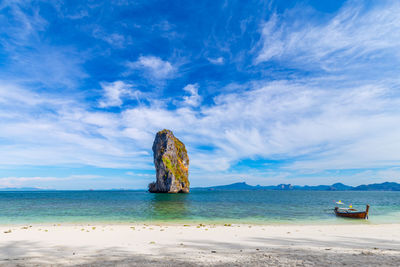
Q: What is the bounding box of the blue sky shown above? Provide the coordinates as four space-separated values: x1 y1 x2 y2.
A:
0 0 400 189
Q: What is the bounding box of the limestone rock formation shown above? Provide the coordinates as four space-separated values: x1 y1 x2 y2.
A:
148 129 190 193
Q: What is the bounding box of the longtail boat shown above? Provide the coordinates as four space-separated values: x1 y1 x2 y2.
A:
334 205 369 219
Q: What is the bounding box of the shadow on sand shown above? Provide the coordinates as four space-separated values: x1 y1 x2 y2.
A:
1 234 400 267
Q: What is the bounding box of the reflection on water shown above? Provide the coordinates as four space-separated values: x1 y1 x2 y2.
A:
148 193 190 221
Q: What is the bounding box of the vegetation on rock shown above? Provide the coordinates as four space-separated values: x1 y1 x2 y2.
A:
148 129 189 193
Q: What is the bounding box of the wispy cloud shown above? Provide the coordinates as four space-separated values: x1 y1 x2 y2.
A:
182 83 202 107
0 1 87 88
1 0 400 188
0 174 101 188
255 1 400 75
2 76 400 181
99 81 138 108
92 27 130 48
207 57 224 65
0 81 149 169
126 56 176 81
118 79 400 173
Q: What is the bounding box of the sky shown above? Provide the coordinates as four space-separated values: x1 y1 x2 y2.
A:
0 0 400 189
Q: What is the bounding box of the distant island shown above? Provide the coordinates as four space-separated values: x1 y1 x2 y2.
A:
1 181 400 191
0 187 45 191
192 181 400 191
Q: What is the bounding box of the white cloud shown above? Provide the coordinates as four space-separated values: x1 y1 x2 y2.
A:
125 171 152 177
114 79 400 176
246 1 400 177
92 26 129 48
255 1 400 74
1 75 400 185
65 9 89 20
0 1 48 45
207 57 224 65
0 1 87 88
1 1 400 187
99 81 136 108
126 56 175 80
0 175 101 188
0 81 151 170
182 83 202 107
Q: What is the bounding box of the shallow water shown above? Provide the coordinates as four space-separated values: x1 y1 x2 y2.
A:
0 190 399 224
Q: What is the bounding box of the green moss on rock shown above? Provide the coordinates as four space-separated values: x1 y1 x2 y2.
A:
149 129 190 193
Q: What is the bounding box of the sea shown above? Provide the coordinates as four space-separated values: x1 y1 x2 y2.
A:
1 190 399 225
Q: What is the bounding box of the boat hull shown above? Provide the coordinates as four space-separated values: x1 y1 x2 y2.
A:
334 205 369 219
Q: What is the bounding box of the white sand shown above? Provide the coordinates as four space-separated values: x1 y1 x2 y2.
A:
1 223 400 266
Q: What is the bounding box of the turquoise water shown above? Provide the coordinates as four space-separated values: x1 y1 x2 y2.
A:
0 190 399 224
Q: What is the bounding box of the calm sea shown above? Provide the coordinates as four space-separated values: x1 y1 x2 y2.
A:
1 190 399 225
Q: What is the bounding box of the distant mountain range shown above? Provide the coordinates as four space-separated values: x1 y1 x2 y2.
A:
0 187 46 191
192 182 400 191
1 182 400 191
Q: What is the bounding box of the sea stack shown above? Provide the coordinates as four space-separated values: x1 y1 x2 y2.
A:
148 129 190 193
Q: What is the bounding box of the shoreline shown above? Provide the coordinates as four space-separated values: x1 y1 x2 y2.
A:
0 220 378 227
0 217 392 227
0 221 397 231
1 223 400 266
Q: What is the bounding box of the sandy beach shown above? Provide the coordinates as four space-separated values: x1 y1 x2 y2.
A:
1 223 399 266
